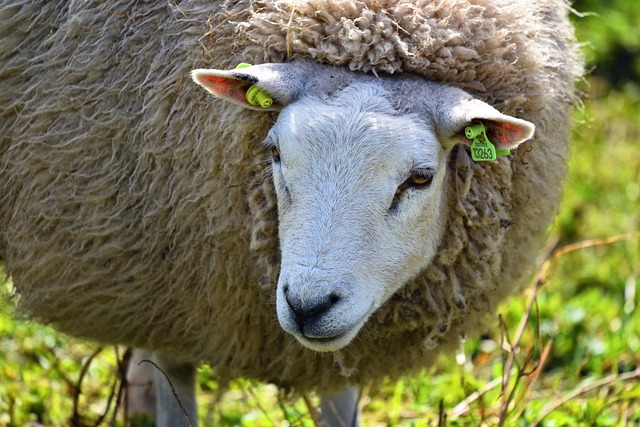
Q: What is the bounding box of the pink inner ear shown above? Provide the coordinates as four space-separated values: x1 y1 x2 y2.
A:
488 122 526 148
202 75 234 96
201 75 251 106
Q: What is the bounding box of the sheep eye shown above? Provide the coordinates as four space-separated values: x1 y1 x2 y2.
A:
405 169 433 188
408 170 433 187
389 168 434 212
271 146 281 162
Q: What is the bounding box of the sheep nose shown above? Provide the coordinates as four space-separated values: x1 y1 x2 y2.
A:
284 286 340 327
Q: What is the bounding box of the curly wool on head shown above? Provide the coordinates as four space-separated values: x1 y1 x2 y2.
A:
0 0 582 393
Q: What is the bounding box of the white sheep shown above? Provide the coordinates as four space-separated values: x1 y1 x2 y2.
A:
0 0 582 425
192 61 536 353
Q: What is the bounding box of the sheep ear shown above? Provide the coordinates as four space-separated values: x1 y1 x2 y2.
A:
437 95 535 151
191 63 304 112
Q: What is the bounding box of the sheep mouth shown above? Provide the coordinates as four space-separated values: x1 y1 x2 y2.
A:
276 290 376 352
294 304 375 352
296 332 352 352
305 333 345 344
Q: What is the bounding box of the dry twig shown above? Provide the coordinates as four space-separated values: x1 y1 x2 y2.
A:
71 347 103 427
531 368 640 426
450 231 640 424
110 347 132 427
302 394 322 427
139 359 194 427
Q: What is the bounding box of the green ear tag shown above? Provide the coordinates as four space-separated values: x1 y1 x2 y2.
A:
246 85 273 108
234 63 274 108
465 123 497 162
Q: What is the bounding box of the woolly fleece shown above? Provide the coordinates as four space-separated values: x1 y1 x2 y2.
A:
0 0 582 392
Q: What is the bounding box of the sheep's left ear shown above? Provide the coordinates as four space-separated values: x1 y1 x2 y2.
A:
435 92 535 151
192 63 307 112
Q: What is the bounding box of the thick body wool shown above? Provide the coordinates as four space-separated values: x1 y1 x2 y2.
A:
0 0 582 392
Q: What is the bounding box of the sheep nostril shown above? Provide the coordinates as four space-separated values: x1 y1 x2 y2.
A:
285 291 339 325
329 293 340 305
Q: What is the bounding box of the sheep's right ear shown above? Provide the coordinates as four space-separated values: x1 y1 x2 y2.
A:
191 63 305 112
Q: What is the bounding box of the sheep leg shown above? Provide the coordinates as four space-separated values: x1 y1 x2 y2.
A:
152 352 198 427
319 386 360 427
124 348 157 423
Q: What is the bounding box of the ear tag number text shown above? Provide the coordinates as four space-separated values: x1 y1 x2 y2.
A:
465 123 510 162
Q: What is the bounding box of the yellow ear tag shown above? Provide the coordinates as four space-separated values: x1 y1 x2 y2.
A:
465 123 510 161
235 63 273 108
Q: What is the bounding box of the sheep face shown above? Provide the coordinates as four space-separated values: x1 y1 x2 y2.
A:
267 83 450 351
192 61 535 352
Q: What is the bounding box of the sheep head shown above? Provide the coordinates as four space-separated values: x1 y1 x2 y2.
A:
192 61 534 352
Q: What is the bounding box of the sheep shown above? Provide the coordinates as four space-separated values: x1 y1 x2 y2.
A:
0 0 583 425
